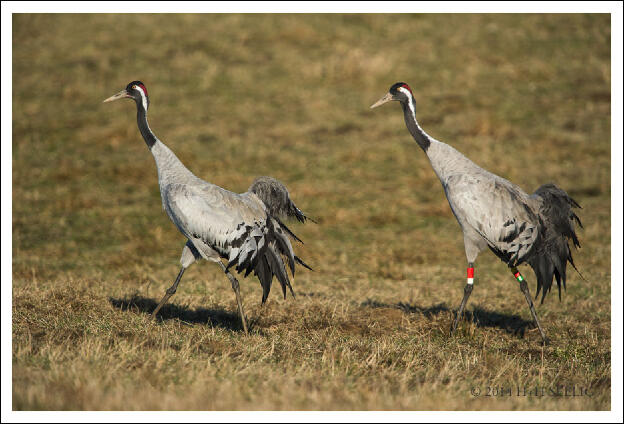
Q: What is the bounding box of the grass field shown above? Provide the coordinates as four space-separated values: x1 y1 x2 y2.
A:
11 13 612 410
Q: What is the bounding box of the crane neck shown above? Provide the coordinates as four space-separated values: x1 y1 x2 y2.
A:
401 99 431 152
133 100 198 187
136 102 157 149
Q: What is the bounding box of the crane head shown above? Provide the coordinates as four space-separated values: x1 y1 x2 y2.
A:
103 81 150 111
370 82 414 109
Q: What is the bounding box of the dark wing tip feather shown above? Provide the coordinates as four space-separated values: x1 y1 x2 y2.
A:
572 213 583 229
225 203 311 304
569 196 582 209
275 217 304 244
568 256 588 282
295 255 313 271
302 212 318 224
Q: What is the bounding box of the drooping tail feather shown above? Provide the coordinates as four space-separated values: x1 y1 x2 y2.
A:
527 183 582 303
275 217 304 244
226 215 307 303
222 176 314 302
295 255 313 271
248 176 316 223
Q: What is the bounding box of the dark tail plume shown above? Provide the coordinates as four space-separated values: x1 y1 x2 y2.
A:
248 176 316 224
527 183 583 303
226 214 310 304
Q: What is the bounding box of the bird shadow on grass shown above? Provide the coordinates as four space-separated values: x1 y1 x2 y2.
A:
361 299 535 337
109 294 245 333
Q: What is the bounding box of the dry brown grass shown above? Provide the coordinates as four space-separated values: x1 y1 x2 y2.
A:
12 13 611 410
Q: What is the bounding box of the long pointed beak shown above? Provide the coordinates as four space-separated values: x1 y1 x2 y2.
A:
103 90 131 103
370 92 395 109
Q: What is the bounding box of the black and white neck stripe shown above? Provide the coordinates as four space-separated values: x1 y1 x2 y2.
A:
398 87 431 152
134 86 156 149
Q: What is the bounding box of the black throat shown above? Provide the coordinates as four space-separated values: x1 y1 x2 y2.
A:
136 102 156 149
401 100 430 152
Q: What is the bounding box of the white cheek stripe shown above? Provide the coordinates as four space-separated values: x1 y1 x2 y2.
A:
398 86 436 145
398 87 416 118
135 86 148 111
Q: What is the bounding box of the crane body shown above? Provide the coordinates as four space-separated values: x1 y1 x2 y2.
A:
104 81 311 334
371 82 582 344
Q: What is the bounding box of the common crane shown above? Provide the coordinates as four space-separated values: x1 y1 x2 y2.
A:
103 81 311 334
371 82 582 344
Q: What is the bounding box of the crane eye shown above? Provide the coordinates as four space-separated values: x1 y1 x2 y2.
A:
132 85 137 90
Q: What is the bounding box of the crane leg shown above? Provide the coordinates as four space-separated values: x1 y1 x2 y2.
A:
512 267 549 345
219 263 249 335
151 266 186 319
450 263 475 336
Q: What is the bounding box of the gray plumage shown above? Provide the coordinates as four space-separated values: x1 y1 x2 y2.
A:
371 82 582 343
152 134 309 305
248 176 315 224
104 82 310 332
160 167 306 303
371 82 582 303
443 165 581 303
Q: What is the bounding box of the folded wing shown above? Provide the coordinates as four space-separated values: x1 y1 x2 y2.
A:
445 174 540 266
163 183 300 303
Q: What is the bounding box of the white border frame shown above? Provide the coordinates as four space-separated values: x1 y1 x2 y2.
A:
2 2 622 422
